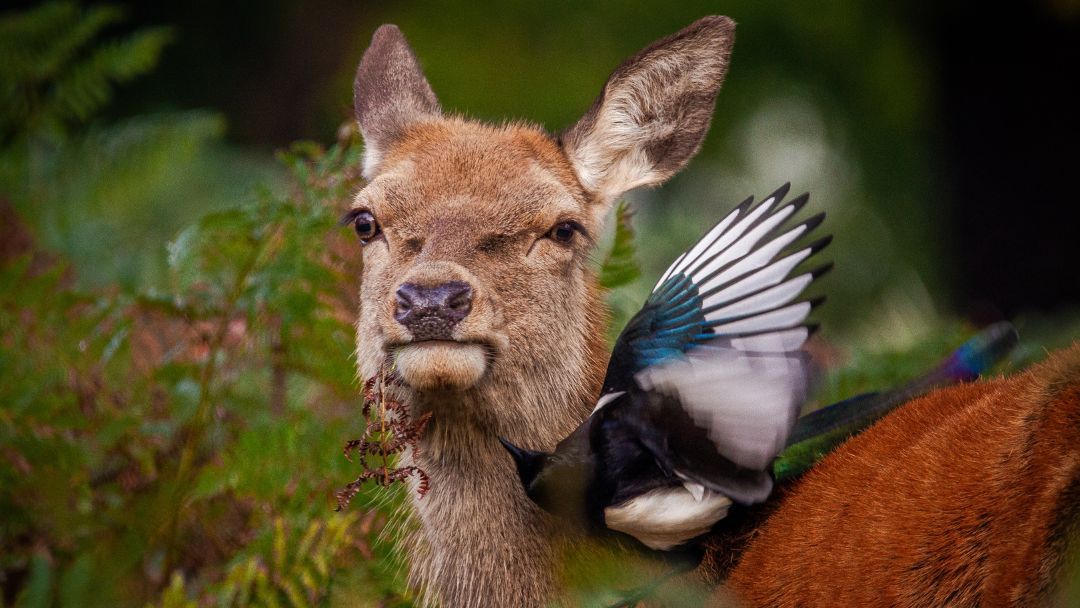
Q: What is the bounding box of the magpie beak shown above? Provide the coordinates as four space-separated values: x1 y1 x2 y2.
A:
499 437 547 491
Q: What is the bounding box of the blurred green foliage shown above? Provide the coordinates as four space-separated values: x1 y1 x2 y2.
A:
0 122 412 607
0 1 170 140
596 201 643 344
597 202 642 293
1 5 410 606
0 139 410 606
2 2 1078 607
1 2 279 291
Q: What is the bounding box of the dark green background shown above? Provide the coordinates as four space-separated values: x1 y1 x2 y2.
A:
16 0 1080 343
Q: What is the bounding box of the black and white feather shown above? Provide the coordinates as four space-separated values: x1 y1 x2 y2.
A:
503 184 830 551
600 182 829 396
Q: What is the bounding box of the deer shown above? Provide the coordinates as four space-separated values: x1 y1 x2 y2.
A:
347 15 737 606
345 14 1080 607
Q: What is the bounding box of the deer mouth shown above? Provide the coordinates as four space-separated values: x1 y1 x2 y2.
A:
390 340 490 392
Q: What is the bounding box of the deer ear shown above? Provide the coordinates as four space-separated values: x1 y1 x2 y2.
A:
354 25 441 179
562 16 735 205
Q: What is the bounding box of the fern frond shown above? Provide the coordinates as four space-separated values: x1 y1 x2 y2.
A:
32 4 124 80
599 200 642 290
0 1 171 139
46 26 173 123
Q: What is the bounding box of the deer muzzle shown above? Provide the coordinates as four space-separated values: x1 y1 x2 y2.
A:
388 275 491 392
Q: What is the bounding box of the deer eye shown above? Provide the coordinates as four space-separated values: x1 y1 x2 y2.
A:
547 221 579 244
344 210 381 244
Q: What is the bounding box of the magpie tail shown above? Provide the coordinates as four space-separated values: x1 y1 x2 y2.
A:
774 321 1019 481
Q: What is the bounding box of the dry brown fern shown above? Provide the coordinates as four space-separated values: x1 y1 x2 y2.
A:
336 368 431 511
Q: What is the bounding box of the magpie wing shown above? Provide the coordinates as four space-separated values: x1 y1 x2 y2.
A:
630 345 811 504
596 184 829 504
599 183 829 400
774 321 1019 481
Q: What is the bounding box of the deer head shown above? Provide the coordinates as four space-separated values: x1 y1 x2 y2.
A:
347 16 735 606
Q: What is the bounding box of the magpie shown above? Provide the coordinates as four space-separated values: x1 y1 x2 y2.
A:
502 183 830 550
503 185 1020 552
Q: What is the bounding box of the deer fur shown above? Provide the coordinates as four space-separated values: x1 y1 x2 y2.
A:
724 342 1080 607
349 17 735 607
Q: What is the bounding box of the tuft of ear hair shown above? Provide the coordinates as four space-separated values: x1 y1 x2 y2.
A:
353 24 442 178
561 16 735 206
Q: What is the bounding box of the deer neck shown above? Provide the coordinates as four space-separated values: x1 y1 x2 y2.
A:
398 295 608 607
407 427 542 605
402 392 561 608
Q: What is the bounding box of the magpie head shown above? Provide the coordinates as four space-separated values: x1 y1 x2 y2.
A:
500 431 596 532
499 437 549 496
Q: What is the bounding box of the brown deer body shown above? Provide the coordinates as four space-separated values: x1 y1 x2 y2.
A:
726 342 1080 606
349 17 735 606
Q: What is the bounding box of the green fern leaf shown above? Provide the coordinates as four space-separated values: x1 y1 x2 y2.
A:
598 200 642 290
47 27 172 123
33 4 123 80
0 2 172 138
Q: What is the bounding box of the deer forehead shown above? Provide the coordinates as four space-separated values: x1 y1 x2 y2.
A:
356 119 594 234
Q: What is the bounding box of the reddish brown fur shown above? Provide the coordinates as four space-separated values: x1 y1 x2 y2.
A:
725 342 1080 607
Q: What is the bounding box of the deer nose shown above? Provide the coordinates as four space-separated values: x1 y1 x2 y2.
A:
394 281 473 340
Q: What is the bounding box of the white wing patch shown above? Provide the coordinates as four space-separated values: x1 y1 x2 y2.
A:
634 348 808 470
726 326 809 352
710 301 813 336
658 207 743 286
686 204 796 282
604 483 733 551
694 222 807 294
648 187 825 365
653 189 808 294
591 390 626 414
